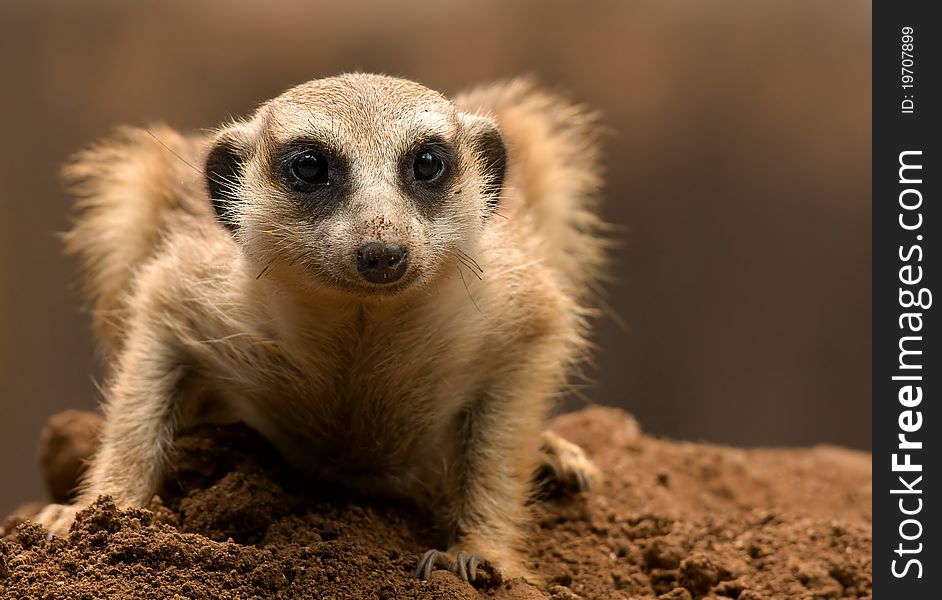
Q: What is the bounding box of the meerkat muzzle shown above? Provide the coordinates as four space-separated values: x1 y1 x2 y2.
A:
355 241 409 284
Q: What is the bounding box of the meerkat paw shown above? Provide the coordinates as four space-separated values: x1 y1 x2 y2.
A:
414 549 484 581
414 541 528 583
32 502 83 538
537 430 600 494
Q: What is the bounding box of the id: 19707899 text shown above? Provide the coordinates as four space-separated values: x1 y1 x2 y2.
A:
900 26 915 114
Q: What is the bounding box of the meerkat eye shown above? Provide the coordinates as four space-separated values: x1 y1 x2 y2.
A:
290 150 328 186
413 150 445 182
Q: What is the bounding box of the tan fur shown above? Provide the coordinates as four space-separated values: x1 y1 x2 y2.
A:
35 74 606 581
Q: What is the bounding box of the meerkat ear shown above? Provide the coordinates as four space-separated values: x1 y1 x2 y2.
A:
462 114 507 214
205 122 252 231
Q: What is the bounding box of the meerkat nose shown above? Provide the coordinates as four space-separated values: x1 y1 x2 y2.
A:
356 242 410 284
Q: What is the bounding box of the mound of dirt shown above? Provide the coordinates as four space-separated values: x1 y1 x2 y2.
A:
0 407 872 599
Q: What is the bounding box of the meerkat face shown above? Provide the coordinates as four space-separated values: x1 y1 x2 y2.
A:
205 74 505 299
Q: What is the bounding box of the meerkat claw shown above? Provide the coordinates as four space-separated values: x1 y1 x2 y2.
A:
414 549 481 582
415 549 450 580
456 551 480 581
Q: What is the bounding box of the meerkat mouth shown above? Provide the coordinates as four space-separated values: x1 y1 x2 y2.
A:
334 270 422 299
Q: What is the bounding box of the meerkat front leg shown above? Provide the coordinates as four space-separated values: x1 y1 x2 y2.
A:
33 321 185 536
415 381 549 582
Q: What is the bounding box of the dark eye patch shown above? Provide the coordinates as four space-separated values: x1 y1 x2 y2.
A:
273 140 351 213
399 136 456 206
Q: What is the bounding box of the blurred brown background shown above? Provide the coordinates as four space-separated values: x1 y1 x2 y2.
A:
0 0 871 515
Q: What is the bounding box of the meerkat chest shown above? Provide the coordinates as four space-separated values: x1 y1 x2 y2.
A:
220 315 471 484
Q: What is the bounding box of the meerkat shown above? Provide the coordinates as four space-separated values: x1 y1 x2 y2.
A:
33 73 606 582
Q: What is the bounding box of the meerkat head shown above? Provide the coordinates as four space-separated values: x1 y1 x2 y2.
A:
204 73 505 299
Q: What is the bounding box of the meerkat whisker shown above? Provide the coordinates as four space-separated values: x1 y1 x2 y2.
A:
452 250 482 275
456 249 483 273
255 259 275 280
454 254 484 279
455 265 487 318
144 128 206 177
